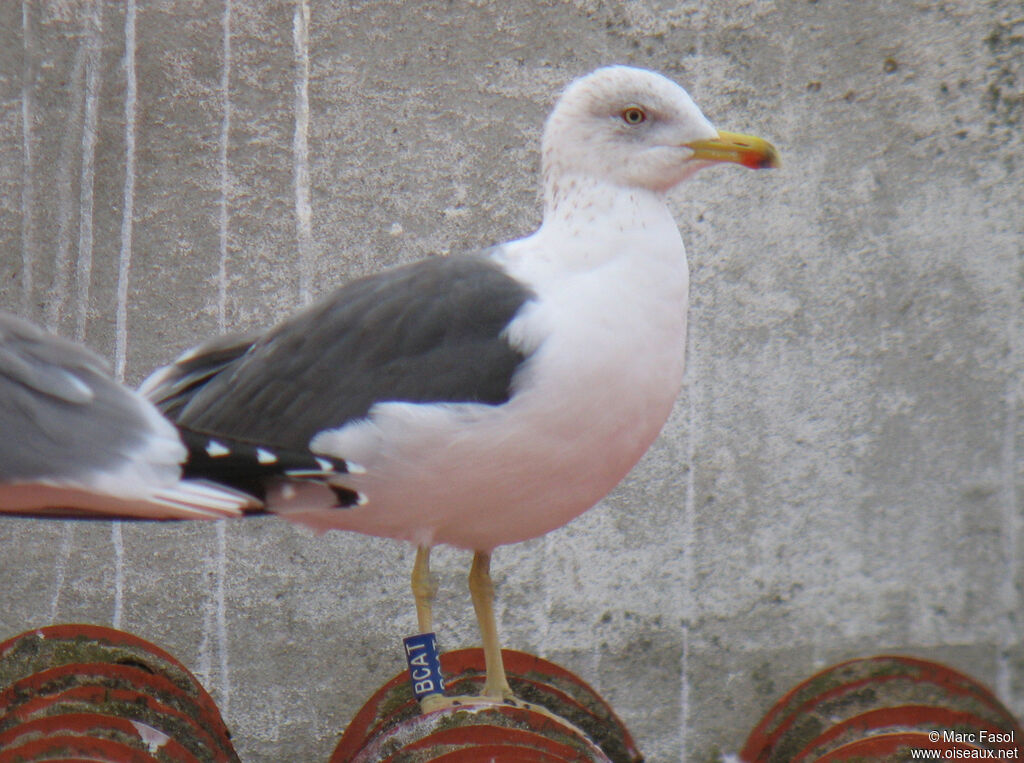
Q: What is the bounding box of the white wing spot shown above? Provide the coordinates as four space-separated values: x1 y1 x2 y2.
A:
257 448 278 464
347 460 367 475
206 440 230 458
315 457 335 473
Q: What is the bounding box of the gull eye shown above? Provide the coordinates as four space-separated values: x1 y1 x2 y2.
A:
621 106 647 125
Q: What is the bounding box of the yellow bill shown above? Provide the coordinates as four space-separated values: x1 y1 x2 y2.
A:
686 130 780 169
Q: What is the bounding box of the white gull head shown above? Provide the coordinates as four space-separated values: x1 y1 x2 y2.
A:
541 65 778 211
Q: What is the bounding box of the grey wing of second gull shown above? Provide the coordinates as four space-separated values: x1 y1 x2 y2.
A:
172 253 536 453
0 311 163 485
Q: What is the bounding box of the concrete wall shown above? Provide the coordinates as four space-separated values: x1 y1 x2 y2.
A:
0 1 1021 760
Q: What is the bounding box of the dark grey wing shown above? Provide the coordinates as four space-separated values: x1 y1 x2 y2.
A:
174 254 535 452
141 330 351 499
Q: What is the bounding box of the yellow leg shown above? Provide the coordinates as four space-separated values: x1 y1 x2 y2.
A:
411 545 446 712
415 551 578 728
411 545 437 634
469 551 513 699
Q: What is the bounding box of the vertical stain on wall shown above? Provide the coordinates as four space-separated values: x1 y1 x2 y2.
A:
73 0 102 343
216 521 231 716
217 0 232 334
293 0 313 306
20 1 36 315
114 0 138 381
111 523 124 629
47 525 73 623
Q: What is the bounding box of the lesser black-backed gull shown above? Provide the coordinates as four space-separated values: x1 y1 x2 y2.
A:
142 65 779 707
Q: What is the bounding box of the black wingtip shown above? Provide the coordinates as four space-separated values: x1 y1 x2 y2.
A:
178 427 349 498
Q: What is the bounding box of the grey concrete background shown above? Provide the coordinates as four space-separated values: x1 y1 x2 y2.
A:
0 1 1021 760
